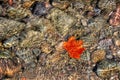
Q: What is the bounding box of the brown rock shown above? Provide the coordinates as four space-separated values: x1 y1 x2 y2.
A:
55 42 64 53
22 1 35 9
0 58 22 79
46 52 61 65
115 39 120 46
52 1 70 10
41 42 52 54
81 18 88 26
91 50 106 63
113 31 119 37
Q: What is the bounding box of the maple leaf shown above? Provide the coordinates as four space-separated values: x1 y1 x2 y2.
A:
63 36 85 59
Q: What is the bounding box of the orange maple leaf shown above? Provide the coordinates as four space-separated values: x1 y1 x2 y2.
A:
63 36 85 59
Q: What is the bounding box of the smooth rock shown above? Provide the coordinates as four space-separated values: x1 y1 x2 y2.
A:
91 50 106 63
115 39 120 46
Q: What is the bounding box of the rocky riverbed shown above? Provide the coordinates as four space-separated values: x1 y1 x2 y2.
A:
0 0 120 80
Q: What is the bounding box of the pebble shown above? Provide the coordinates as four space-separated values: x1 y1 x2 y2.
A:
41 42 52 54
106 54 113 59
52 1 70 10
30 1 52 16
91 50 106 63
97 39 113 49
55 42 64 53
81 18 88 26
46 52 61 65
22 1 35 9
113 31 119 37
115 39 120 46
116 50 120 58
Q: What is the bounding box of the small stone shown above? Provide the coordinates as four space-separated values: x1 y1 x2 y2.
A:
41 42 52 54
97 39 113 49
30 1 52 16
106 54 113 59
22 1 35 9
7 7 31 20
55 42 64 53
52 1 70 10
81 19 88 26
109 4 120 26
91 50 106 63
113 31 119 37
46 52 61 65
0 58 22 79
115 39 120 46
90 72 101 80
68 73 79 80
116 50 120 58
0 42 2 47
98 0 116 10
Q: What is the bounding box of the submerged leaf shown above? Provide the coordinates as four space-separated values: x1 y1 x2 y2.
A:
63 36 85 59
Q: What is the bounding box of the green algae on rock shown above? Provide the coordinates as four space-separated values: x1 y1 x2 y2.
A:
94 59 120 79
47 8 77 36
0 17 26 40
7 6 31 20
